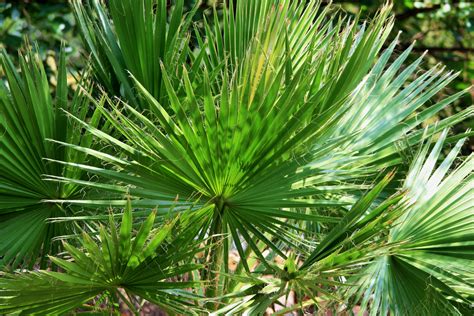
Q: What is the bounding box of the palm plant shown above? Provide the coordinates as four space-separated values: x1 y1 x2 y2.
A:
0 0 472 314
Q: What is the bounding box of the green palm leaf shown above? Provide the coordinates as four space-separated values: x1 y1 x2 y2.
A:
349 131 473 315
212 173 406 314
0 47 105 268
0 199 204 315
72 0 197 110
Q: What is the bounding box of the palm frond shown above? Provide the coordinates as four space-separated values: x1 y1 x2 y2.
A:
72 0 197 110
212 173 405 314
1 0 472 313
0 199 204 315
0 47 105 268
348 131 473 315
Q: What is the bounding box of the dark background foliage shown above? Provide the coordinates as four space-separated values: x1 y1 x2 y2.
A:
1 0 472 150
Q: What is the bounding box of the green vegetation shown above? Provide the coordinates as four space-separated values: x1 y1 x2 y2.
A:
0 0 473 314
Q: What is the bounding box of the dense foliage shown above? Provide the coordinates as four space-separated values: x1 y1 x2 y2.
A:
2 0 472 133
0 0 473 315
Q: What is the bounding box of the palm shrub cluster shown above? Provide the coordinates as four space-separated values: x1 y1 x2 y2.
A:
0 0 472 315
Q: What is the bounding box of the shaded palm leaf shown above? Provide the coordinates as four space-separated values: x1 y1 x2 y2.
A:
0 47 106 268
72 0 197 110
0 199 204 315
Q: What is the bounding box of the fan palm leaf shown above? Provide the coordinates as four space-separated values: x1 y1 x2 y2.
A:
348 130 473 315
72 0 198 110
214 130 473 315
212 173 406 314
0 47 105 268
0 199 204 315
2 0 472 313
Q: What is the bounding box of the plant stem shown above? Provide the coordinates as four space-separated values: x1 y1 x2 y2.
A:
205 199 226 309
115 288 139 316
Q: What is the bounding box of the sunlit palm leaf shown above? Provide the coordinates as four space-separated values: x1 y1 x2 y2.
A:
0 0 472 314
212 174 406 314
348 130 473 315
